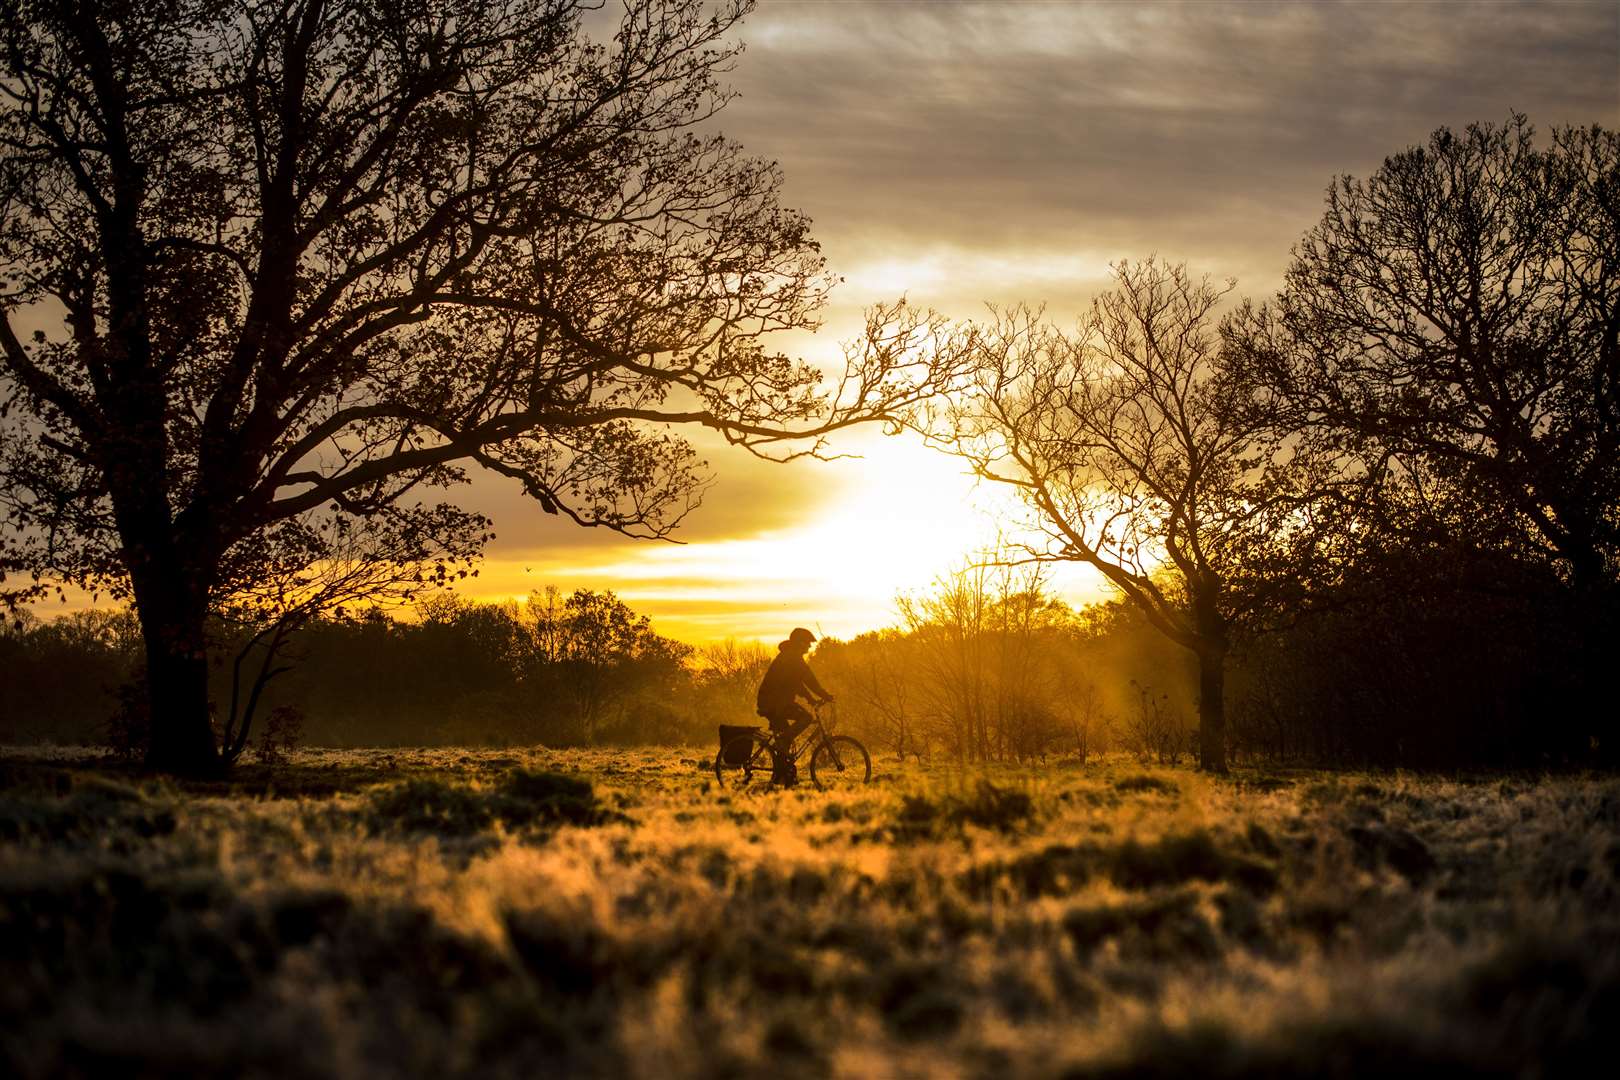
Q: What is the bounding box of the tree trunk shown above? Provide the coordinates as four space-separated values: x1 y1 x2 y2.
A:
1196 642 1228 774
1566 559 1615 765
135 571 220 776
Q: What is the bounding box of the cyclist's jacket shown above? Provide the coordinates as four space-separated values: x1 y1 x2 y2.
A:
756 643 828 717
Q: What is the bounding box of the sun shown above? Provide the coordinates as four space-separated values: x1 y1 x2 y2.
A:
462 432 1108 643
780 438 1009 598
643 432 1102 641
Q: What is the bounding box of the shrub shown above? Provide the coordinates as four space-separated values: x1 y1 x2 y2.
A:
253 705 305 767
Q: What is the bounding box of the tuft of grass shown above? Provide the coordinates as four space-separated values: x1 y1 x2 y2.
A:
496 768 609 828
1346 824 1437 884
364 769 616 837
1109 830 1279 894
1114 773 1179 795
967 828 1279 900
0 773 176 846
894 779 1037 837
1230 774 1296 794
502 907 615 996
1063 889 1220 962
877 962 965 1039
365 777 497 837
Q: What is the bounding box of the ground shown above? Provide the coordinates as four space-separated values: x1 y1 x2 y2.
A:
1 746 1617 1078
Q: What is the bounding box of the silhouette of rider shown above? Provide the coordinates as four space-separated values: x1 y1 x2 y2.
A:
756 627 833 781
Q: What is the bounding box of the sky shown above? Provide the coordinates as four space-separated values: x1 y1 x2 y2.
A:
450 0 1620 644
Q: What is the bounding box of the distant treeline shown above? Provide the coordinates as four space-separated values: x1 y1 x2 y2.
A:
4 558 1608 769
3 589 700 751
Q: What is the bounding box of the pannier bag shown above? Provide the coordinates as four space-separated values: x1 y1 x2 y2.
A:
718 725 764 766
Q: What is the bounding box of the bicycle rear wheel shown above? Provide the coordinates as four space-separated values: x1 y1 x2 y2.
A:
809 735 872 790
714 731 779 792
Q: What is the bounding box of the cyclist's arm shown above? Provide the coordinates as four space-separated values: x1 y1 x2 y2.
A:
801 663 832 703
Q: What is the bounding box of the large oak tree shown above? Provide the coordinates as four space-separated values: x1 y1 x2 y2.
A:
0 0 957 774
1223 116 1620 592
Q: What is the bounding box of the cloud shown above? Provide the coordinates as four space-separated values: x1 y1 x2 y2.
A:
453 421 861 551
724 0 1620 289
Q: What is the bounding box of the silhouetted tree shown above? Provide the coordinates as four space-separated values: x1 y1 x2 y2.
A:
1224 115 1620 592
0 607 141 743
548 587 691 743
0 0 960 774
917 261 1354 772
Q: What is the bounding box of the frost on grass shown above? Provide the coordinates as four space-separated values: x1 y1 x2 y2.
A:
1 747 1618 1078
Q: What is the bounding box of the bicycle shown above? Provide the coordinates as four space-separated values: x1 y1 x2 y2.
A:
713 701 872 792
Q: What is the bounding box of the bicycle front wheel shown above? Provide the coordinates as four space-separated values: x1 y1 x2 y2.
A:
714 731 779 792
809 735 872 790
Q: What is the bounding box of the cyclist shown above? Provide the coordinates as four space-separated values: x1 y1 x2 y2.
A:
756 627 833 783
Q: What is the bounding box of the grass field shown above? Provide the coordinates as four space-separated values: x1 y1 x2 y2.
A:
2 746 1617 1078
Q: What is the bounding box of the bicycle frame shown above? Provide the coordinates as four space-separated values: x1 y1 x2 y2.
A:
777 701 836 764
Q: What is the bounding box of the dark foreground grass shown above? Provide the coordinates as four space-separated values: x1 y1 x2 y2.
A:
2 747 1617 1078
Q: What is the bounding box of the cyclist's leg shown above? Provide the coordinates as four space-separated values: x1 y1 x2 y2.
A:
762 711 787 753
782 703 814 749
766 703 811 783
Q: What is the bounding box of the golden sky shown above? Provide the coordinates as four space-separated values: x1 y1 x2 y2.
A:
454 0 1620 643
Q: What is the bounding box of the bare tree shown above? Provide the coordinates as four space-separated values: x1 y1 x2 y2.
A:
985 562 1066 761
840 629 921 761
1121 680 1184 766
916 260 1351 772
894 560 1070 762
690 636 772 726
0 0 961 773
898 562 994 761
1052 668 1106 764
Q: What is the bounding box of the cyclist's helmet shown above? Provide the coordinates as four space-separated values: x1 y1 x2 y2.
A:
788 627 816 648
